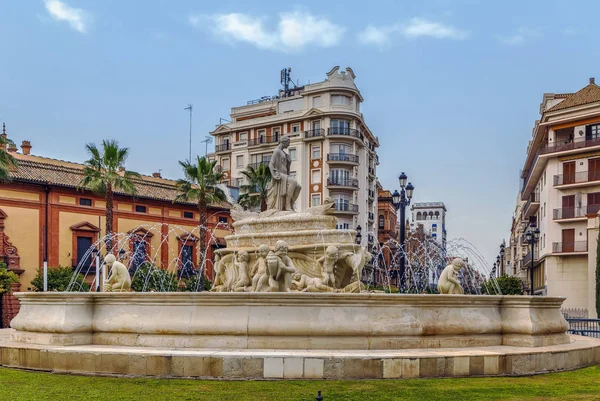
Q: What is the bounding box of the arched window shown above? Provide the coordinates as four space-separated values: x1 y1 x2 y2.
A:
435 211 440 220
379 215 385 229
428 211 434 220
416 212 422 221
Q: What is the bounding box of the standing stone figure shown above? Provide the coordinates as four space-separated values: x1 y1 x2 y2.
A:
103 254 131 292
267 136 301 211
437 258 466 294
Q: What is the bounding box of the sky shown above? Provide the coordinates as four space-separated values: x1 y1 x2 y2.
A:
1 0 599 269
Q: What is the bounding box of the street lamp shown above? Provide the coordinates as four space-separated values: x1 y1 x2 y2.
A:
499 243 505 276
496 255 500 277
355 225 362 245
391 172 415 291
91 247 100 292
524 226 541 295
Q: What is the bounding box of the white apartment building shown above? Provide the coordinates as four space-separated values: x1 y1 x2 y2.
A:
411 202 447 250
515 77 600 315
208 67 380 244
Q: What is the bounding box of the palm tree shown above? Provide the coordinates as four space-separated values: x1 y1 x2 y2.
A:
0 132 17 182
175 157 227 278
238 163 271 212
78 140 140 251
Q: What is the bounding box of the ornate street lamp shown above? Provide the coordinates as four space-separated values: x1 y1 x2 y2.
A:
391 172 415 291
524 226 541 295
355 225 362 245
499 243 505 276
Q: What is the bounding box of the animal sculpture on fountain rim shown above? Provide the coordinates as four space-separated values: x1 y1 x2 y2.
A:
103 254 132 292
437 258 466 294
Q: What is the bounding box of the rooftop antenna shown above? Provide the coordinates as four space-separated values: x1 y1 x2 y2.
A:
184 104 193 162
280 67 296 98
201 136 212 157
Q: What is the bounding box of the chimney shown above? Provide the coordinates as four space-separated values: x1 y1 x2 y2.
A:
21 140 32 155
8 143 17 153
152 172 162 178
591 77 596 85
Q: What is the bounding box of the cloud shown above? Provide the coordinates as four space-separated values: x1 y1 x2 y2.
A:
190 11 343 52
44 0 91 33
358 18 468 47
497 27 541 46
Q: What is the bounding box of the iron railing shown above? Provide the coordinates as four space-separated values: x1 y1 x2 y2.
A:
552 241 588 253
368 189 375 199
554 170 600 186
304 128 324 139
553 206 586 220
523 192 540 214
540 136 600 155
327 178 359 189
564 318 600 338
327 127 362 139
368 167 376 176
247 160 270 170
368 212 375 221
333 202 359 213
215 143 231 152
327 153 359 163
248 134 279 147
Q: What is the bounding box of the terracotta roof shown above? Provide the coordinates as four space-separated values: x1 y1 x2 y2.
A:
547 83 600 112
8 153 228 208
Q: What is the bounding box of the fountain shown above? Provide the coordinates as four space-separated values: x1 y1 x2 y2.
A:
2 139 600 379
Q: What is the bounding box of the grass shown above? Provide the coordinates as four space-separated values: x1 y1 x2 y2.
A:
2 365 600 401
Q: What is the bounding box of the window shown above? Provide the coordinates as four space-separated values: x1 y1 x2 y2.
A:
235 177 243 187
239 132 248 141
79 198 92 207
432 233 437 238
257 129 266 140
312 145 321 159
330 119 350 135
432 224 437 232
218 216 228 224
291 123 300 133
330 169 350 183
331 95 351 106
311 170 321 184
289 147 297 160
587 124 600 140
379 215 384 229
336 222 350 229
312 194 321 207
131 241 146 272
183 211 194 219
312 96 322 108
331 143 351 154
221 158 230 171
76 236 92 266
543 202 546 217
272 127 281 137
135 205 147 213
236 155 244 168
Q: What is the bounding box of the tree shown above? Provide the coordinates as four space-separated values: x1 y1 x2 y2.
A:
0 132 17 182
78 140 140 251
0 262 18 295
31 266 89 292
175 156 227 283
481 274 524 295
238 163 271 212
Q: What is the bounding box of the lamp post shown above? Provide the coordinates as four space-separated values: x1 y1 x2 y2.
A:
499 243 505 276
496 255 500 277
355 225 362 245
391 172 415 291
524 226 540 295
91 247 100 292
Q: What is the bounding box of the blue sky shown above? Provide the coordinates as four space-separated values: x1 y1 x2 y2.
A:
1 0 599 268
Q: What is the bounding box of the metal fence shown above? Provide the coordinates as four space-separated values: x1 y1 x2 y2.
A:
564 318 600 339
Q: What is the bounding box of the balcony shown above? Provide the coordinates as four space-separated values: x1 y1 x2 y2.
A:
552 241 588 254
327 127 363 141
368 189 375 199
248 134 279 147
326 153 359 165
368 167 375 178
215 143 231 153
554 171 600 187
553 206 587 220
368 212 375 222
540 136 600 155
326 178 359 190
333 202 359 215
247 160 270 170
523 192 540 218
304 128 324 140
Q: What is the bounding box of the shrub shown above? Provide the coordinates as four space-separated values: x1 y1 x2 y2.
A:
31 266 89 292
181 273 212 292
481 274 524 295
0 262 19 295
131 262 179 292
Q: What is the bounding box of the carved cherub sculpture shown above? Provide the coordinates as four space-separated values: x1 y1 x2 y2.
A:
233 250 251 291
292 271 334 292
211 254 229 292
317 245 339 287
103 254 131 292
437 258 466 294
269 240 296 292
251 244 270 292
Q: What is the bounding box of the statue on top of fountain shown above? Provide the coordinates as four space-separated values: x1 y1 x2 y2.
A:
267 135 301 212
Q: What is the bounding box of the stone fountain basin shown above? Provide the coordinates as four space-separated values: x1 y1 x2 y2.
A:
9 292 569 350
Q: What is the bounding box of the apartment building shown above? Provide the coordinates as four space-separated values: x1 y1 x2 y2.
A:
208 67 380 243
515 77 600 315
411 202 447 250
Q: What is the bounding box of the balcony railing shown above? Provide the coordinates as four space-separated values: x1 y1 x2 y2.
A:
247 160 270 170
327 178 359 189
326 153 359 163
304 128 324 139
215 143 231 152
248 134 279 147
553 206 586 220
368 212 375 221
327 127 362 139
552 241 588 253
333 202 359 213
541 136 600 155
368 167 375 176
368 189 375 199
523 192 540 215
554 171 600 186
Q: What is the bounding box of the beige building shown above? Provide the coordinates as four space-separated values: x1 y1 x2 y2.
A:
208 66 380 243
514 77 600 315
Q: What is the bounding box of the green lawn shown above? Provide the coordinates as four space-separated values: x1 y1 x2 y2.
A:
2 365 600 401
